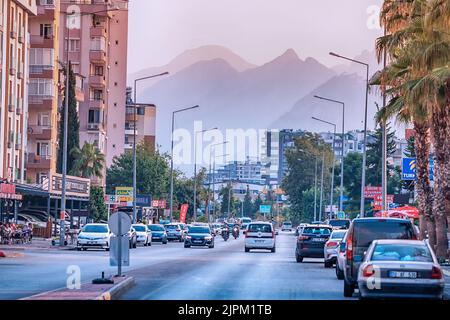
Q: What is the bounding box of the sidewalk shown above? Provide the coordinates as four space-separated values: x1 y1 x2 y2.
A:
21 275 134 300
0 238 76 257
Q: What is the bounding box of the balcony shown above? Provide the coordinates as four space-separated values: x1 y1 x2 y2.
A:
9 58 16 76
37 0 56 18
30 35 54 48
124 143 133 149
27 153 51 170
90 26 107 38
17 62 24 79
29 65 54 78
89 50 107 63
29 95 53 109
89 74 106 88
28 126 52 140
18 27 25 44
89 99 105 109
10 29 17 39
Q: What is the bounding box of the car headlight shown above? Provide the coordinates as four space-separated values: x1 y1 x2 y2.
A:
205 236 212 240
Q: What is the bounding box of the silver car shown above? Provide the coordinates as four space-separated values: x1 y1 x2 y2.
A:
357 239 445 300
324 229 347 268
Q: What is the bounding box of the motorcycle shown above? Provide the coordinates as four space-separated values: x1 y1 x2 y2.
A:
222 228 229 241
232 227 239 239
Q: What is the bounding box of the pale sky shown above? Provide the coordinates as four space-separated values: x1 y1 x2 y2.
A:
127 0 384 73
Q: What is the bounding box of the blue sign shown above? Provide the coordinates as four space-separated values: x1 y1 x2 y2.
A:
259 205 271 214
136 195 152 206
402 157 434 181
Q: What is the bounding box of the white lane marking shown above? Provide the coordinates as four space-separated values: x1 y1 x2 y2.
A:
443 269 450 277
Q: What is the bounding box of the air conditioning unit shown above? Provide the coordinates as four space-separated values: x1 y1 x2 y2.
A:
87 123 100 130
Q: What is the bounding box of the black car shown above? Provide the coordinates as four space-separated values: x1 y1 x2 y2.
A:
184 225 214 248
295 225 332 262
342 218 418 297
148 224 168 244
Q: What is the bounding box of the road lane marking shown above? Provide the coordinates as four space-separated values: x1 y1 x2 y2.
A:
443 269 450 277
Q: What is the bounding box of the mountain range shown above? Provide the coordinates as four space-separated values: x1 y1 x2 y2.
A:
128 45 383 162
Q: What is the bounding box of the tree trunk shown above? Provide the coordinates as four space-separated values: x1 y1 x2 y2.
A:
431 105 449 260
413 121 435 244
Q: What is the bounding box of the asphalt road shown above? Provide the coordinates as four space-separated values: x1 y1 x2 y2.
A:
1 231 449 300
120 231 350 300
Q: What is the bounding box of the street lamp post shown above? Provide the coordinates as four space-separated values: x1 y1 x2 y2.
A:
169 106 200 221
212 152 229 220
312 117 337 219
314 95 346 212
319 150 325 222
329 52 369 217
132 72 169 224
60 7 120 246
314 157 318 221
193 127 218 221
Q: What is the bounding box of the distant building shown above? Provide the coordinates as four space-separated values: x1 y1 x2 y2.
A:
260 130 280 186
124 87 156 151
209 159 265 185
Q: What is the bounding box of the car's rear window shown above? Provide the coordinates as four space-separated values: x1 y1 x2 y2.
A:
165 225 178 229
303 227 331 235
329 220 350 228
353 220 415 248
188 226 210 234
331 231 346 240
133 225 146 232
148 225 164 231
248 224 272 233
371 243 433 262
283 222 292 225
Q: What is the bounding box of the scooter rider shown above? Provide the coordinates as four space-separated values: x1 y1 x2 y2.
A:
232 224 240 239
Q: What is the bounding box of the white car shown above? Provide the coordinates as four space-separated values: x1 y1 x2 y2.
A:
324 229 347 268
281 221 293 231
336 232 347 280
132 224 152 246
77 223 111 251
244 222 276 253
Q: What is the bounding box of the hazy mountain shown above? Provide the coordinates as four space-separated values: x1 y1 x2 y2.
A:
128 45 256 89
271 73 382 132
332 50 382 78
140 49 337 156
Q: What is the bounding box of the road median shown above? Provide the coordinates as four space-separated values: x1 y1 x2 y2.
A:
21 275 134 300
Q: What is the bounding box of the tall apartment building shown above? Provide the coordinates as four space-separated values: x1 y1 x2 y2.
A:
26 0 60 184
0 0 37 182
124 86 156 152
260 130 280 186
59 0 129 174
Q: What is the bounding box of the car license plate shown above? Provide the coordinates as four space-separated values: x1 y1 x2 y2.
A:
87 241 96 244
193 240 202 243
312 238 325 242
255 240 265 243
389 271 417 279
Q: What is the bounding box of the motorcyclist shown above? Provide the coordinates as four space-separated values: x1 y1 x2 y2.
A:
221 221 230 240
232 224 240 239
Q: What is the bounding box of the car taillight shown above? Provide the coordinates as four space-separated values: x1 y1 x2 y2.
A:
326 241 338 247
176 229 181 232
431 266 443 279
346 233 353 261
298 236 309 241
362 264 375 277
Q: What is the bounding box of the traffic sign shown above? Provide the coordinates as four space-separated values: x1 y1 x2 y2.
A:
260 205 271 214
337 211 345 219
110 237 129 267
108 212 131 236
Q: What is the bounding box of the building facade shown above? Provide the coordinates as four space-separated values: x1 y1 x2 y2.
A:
0 0 37 182
26 0 60 184
58 0 129 174
124 86 156 151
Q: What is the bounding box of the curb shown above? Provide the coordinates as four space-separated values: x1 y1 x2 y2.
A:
94 276 135 300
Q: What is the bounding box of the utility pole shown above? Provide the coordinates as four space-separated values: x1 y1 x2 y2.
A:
314 157 318 221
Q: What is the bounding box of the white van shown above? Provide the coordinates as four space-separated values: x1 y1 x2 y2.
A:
244 222 276 253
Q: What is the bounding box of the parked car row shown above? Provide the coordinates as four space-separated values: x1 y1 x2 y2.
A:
294 217 445 300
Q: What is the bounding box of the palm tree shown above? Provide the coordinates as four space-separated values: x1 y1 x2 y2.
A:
70 142 105 179
375 0 450 258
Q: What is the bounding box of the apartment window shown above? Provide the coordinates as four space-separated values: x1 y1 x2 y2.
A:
93 65 104 76
37 142 50 157
88 109 100 123
40 24 52 39
90 37 106 51
29 79 54 96
90 89 103 101
65 39 80 52
29 48 54 66
38 113 50 126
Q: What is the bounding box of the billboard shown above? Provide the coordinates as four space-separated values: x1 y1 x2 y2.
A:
402 157 434 181
259 205 271 214
115 187 133 202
